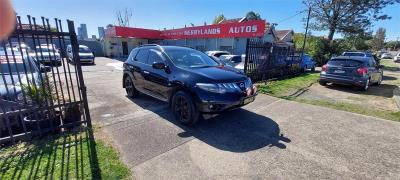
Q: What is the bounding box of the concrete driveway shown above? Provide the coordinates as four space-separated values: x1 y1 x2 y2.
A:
85 57 400 179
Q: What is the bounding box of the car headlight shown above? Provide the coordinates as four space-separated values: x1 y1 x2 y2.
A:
196 82 241 94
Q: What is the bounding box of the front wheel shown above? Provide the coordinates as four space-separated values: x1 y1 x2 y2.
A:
124 76 139 98
172 91 200 125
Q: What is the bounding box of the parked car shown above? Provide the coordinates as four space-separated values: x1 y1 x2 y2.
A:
219 55 245 71
30 45 62 66
66 45 95 65
205 50 231 58
123 45 257 125
394 52 400 63
319 56 383 91
299 54 316 72
5 42 32 53
381 53 393 59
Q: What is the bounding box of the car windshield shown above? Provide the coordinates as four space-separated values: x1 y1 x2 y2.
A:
79 47 91 53
165 48 219 68
343 52 365 57
0 55 37 74
328 59 363 67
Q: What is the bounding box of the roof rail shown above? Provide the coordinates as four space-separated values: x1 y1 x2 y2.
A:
139 44 165 52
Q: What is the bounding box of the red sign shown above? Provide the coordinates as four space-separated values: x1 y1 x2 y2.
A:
106 26 161 39
106 20 266 40
160 20 265 39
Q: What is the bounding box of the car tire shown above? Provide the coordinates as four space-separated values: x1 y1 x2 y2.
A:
124 76 139 98
311 66 315 72
375 74 383 86
319 80 327 86
172 91 200 125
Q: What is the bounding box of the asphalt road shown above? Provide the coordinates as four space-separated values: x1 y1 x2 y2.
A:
84 57 400 180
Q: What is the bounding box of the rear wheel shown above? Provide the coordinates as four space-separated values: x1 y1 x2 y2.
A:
172 91 200 125
319 80 327 86
124 76 139 98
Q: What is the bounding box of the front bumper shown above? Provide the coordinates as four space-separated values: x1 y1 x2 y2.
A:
195 86 258 113
79 58 94 63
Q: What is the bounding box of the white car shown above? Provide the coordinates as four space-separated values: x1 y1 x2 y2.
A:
394 52 400 63
205 50 231 58
219 54 246 71
381 53 393 59
66 45 95 65
30 45 61 66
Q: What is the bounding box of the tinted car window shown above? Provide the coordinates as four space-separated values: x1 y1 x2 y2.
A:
127 48 139 62
328 59 363 67
368 59 376 67
135 49 149 64
231 56 242 63
165 48 219 68
148 50 164 64
343 52 365 57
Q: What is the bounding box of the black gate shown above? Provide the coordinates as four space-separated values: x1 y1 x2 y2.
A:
0 15 91 145
244 38 302 82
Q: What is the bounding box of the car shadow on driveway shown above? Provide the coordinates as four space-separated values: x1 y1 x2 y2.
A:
323 83 397 98
127 95 291 152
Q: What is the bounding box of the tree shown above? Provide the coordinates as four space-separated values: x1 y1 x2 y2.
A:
116 8 132 27
245 11 261 20
371 28 386 51
303 0 399 41
212 14 226 24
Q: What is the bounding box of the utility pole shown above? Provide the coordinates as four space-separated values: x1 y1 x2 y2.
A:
301 7 311 58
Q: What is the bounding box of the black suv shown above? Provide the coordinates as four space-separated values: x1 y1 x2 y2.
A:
123 45 257 125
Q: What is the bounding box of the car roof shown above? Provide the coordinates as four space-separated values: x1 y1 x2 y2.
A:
332 56 371 62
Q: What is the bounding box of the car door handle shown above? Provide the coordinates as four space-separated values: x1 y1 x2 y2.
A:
143 71 149 74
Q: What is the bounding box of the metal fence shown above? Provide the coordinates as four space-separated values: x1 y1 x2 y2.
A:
244 38 302 82
0 15 91 145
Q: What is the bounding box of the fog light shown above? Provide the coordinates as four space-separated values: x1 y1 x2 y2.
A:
209 105 214 109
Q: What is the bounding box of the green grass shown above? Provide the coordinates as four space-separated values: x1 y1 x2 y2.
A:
293 98 400 122
258 72 320 97
380 59 399 71
0 130 130 180
257 71 400 122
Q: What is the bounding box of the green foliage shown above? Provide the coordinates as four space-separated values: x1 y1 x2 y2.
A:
22 77 55 106
385 40 400 50
245 11 262 20
212 14 226 24
371 28 386 51
294 32 374 66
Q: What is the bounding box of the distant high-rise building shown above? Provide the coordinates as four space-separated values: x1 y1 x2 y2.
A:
77 24 88 40
98 27 105 39
77 27 82 39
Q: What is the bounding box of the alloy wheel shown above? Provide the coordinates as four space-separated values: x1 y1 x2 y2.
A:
174 96 191 123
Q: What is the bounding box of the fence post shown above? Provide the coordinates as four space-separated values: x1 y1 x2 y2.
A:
67 20 92 128
244 38 250 74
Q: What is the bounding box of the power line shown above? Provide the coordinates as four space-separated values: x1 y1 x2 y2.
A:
276 10 307 24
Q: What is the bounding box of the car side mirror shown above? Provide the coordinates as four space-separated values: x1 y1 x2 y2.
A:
152 62 166 70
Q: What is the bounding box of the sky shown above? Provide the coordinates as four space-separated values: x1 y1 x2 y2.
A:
12 0 400 41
